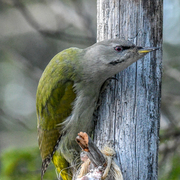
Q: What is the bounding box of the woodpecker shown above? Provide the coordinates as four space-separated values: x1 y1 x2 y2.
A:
36 39 158 180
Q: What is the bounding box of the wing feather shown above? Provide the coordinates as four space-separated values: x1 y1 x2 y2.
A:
37 80 76 160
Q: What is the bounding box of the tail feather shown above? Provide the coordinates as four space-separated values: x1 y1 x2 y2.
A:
41 134 63 179
41 156 52 180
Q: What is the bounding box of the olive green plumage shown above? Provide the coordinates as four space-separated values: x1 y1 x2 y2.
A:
36 39 158 180
37 48 81 179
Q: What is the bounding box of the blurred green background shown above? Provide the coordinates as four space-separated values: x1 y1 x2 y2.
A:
0 0 179 179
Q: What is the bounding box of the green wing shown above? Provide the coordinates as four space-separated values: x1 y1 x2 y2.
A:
37 80 76 159
36 50 77 179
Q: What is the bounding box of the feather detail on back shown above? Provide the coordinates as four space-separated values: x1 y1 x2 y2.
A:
36 48 81 179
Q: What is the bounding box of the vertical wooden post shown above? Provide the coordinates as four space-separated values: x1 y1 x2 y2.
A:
95 0 163 179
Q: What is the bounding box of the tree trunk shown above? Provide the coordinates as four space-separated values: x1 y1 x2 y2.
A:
94 0 163 180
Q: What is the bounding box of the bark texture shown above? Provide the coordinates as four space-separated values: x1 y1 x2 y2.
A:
95 0 163 180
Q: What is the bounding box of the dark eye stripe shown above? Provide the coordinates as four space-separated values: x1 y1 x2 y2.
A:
114 46 134 51
121 46 132 50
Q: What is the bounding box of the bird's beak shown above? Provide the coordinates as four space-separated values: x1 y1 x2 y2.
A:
138 47 159 54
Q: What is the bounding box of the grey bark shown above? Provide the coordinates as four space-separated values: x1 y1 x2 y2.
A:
94 0 163 180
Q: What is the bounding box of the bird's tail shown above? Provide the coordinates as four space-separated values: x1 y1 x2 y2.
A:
41 155 52 180
41 134 63 180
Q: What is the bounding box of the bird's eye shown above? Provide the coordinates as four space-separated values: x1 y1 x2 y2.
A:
114 46 123 52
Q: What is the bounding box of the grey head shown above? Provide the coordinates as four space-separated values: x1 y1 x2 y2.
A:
82 39 158 85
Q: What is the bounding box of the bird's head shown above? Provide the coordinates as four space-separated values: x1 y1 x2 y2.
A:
82 39 158 85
